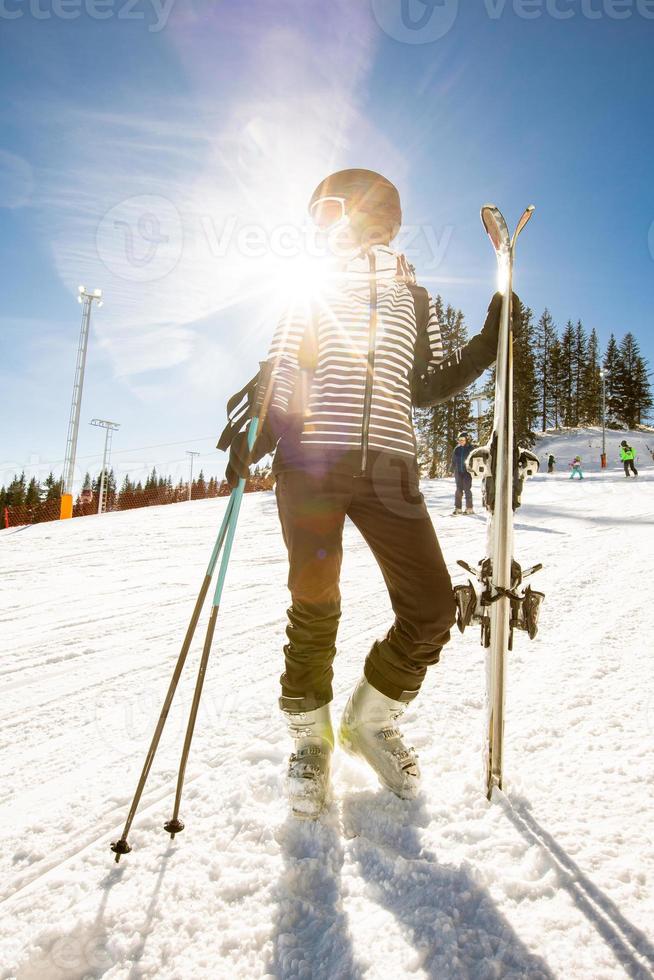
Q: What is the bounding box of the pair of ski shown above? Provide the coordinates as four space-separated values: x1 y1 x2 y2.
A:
454 204 545 800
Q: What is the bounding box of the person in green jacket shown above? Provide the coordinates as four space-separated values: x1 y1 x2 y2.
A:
620 440 638 477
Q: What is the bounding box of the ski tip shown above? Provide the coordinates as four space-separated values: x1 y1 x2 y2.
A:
512 205 536 244
480 205 509 252
480 203 500 227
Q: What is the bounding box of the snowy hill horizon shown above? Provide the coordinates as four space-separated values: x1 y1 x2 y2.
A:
532 425 654 474
2 426 653 978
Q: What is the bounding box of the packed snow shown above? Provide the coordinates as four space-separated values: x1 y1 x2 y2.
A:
1 427 653 979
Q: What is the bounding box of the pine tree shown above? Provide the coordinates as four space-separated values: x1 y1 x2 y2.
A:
581 328 601 424
559 321 576 427
534 309 557 430
632 354 653 425
612 333 653 429
105 469 117 509
25 476 41 507
573 320 587 426
549 337 563 429
512 301 539 446
43 472 62 501
6 472 27 507
145 467 158 492
603 335 622 427
414 299 474 477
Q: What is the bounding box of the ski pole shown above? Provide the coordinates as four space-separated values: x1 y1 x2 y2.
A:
110 494 237 862
111 363 273 861
163 415 258 841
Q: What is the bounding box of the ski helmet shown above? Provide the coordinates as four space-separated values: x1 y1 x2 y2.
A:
457 431 470 442
308 169 402 245
621 440 628 446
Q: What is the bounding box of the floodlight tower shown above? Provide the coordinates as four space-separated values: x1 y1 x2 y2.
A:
186 451 200 501
60 286 104 519
91 419 120 514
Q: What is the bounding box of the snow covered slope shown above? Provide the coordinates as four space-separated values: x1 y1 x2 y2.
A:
1 434 653 979
534 425 654 474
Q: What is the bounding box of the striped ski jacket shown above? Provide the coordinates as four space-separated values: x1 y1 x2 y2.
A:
266 245 501 479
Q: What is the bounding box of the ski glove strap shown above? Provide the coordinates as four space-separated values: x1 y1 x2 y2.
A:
218 360 277 489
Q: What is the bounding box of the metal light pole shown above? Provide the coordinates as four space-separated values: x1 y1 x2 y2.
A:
91 419 120 514
60 287 104 519
186 451 200 501
599 368 607 469
470 390 486 444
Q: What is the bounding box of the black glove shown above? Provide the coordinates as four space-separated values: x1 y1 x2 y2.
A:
225 431 251 489
224 419 278 490
478 291 521 357
411 291 522 409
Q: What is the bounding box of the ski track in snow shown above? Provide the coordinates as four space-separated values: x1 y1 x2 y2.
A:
1 427 653 979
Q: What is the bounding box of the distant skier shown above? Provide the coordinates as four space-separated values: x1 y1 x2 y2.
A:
569 456 584 480
226 169 517 818
547 453 555 474
620 440 638 477
451 432 474 514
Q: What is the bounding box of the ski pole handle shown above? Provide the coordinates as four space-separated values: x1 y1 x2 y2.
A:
252 360 274 418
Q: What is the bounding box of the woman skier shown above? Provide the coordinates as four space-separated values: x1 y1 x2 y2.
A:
227 169 511 818
620 440 638 477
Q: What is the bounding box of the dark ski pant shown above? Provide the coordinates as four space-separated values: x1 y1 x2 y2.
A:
623 460 638 476
454 470 473 510
275 469 456 711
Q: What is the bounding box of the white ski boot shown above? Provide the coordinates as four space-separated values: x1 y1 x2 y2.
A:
339 678 420 799
282 704 333 819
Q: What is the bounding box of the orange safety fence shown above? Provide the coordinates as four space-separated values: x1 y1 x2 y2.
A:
2 474 275 531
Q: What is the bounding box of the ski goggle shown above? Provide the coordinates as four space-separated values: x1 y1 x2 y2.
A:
309 196 348 230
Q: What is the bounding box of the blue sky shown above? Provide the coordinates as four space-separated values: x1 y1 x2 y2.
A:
1 0 653 491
